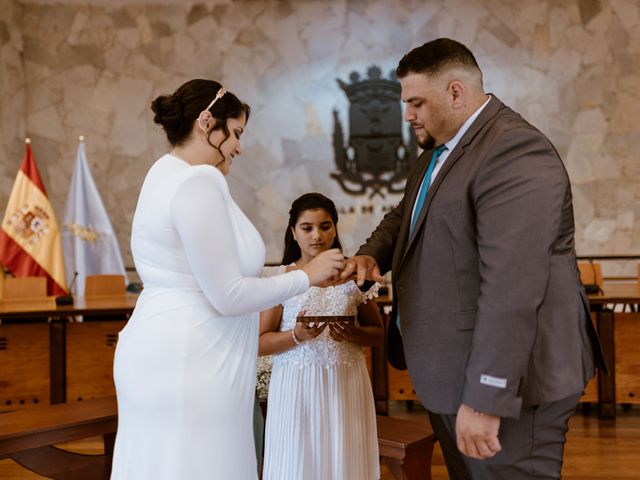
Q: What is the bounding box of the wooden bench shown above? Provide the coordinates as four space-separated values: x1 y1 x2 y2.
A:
377 415 437 480
0 396 117 479
1 397 435 480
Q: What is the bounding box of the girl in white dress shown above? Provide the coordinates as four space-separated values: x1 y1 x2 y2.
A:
111 80 345 480
259 193 383 480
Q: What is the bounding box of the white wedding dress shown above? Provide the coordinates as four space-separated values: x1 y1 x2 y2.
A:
262 278 380 480
111 154 309 479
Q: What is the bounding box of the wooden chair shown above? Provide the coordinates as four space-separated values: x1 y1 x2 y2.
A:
621 264 640 312
67 275 127 402
388 365 419 402
1 277 50 411
578 262 603 293
84 275 126 297
623 264 640 312
377 415 437 480
2 276 47 300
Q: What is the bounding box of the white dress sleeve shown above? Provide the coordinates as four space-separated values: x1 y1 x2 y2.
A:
169 168 308 316
261 265 288 277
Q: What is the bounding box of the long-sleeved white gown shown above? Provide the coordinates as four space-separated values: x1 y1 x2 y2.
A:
111 154 309 479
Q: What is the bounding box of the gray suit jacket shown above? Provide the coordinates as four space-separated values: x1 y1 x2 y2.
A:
358 96 605 418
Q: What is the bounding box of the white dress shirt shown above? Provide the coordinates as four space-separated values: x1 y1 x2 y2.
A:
410 95 492 225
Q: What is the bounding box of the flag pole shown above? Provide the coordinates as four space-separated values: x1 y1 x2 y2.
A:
62 132 128 297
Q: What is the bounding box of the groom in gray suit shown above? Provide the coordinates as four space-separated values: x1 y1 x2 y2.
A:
343 38 605 479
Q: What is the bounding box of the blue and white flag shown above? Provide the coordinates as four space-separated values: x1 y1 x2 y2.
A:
62 139 127 297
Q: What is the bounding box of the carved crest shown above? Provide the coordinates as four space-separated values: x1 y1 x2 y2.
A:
332 66 417 198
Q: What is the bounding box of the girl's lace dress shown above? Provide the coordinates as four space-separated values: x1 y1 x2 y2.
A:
262 278 380 480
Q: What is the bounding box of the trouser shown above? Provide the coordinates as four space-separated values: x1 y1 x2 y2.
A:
428 392 582 480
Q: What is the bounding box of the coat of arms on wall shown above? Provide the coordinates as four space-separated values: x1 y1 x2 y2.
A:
332 66 417 198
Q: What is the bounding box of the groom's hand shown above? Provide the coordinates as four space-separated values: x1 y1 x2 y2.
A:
340 255 383 287
302 248 345 287
455 403 501 460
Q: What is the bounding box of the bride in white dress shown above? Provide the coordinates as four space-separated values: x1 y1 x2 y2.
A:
259 193 384 479
111 80 345 480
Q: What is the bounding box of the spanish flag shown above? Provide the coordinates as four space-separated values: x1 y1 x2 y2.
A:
0 139 67 295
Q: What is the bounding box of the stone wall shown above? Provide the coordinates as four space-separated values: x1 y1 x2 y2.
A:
0 0 25 202
2 0 639 274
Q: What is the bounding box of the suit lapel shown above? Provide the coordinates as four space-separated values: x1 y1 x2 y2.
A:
393 149 432 268
397 95 504 271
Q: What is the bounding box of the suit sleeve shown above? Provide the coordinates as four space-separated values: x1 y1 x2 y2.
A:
462 127 568 418
356 200 403 274
357 151 429 271
169 170 308 316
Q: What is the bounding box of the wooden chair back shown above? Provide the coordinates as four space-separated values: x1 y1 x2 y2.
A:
84 275 126 297
2 277 47 300
578 262 603 288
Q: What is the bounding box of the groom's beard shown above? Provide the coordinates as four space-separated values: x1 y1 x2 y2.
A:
418 135 436 151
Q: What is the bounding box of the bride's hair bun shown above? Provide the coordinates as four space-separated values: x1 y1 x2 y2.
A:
150 79 250 147
151 94 185 144
151 94 191 145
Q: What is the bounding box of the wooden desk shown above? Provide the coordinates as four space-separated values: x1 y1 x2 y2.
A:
374 282 640 418
0 295 137 408
589 282 640 305
0 295 138 320
587 282 640 417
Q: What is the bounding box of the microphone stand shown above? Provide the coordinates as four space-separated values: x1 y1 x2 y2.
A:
55 271 78 306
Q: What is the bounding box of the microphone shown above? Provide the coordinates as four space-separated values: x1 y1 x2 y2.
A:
55 271 78 306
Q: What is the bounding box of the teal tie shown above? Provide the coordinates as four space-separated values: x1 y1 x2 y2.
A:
398 144 447 335
410 144 447 234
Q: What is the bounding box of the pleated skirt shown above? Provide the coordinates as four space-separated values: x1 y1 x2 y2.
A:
262 358 380 480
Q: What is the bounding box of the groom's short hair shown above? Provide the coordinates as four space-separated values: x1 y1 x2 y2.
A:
396 38 481 78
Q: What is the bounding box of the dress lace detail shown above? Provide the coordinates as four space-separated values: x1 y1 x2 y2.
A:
362 282 381 302
273 280 378 367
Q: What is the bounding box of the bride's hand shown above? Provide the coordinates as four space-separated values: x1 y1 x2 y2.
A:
301 248 345 287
